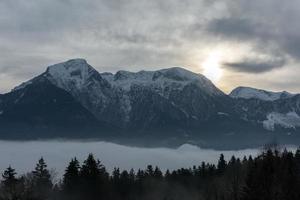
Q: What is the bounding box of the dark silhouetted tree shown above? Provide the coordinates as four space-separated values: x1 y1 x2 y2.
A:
80 154 109 199
217 154 227 175
31 157 53 200
62 157 81 199
0 166 20 200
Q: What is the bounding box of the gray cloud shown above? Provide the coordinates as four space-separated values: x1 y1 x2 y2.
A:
0 0 213 91
1 0 300 93
208 18 259 41
223 57 286 73
206 0 300 62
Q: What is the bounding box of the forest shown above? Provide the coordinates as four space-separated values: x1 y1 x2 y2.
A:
0 145 300 200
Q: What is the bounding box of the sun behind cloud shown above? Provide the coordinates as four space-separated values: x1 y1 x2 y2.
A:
202 51 223 82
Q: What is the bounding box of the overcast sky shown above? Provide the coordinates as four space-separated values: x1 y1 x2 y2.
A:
1 0 300 93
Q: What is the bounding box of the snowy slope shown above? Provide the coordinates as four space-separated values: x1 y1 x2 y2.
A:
45 59 97 90
263 112 300 131
10 59 114 124
100 67 229 127
230 86 294 101
43 59 113 117
101 67 224 98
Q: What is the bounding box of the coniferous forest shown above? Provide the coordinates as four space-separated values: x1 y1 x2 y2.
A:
1 146 300 200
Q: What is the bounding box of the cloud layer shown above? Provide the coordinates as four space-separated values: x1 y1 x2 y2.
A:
1 0 300 93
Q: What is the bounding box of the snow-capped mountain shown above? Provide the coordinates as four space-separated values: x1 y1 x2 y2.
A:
0 75 108 138
100 67 229 129
230 86 294 101
4 59 229 131
232 92 300 132
43 59 120 124
1 58 300 146
229 87 300 133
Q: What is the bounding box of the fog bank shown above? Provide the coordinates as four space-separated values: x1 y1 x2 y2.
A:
0 140 295 178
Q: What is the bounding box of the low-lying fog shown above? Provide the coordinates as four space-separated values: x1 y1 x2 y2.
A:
0 140 296 178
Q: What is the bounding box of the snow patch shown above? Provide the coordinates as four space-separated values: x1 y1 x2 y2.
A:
217 112 229 116
263 112 300 131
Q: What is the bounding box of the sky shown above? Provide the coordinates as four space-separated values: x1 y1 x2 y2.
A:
0 0 300 94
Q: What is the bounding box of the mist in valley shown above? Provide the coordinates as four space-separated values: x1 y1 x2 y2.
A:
0 140 295 177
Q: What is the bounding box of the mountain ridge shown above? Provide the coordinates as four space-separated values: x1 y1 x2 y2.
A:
230 86 295 101
1 58 300 148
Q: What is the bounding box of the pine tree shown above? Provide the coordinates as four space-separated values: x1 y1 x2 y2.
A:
32 157 53 199
153 166 163 179
145 165 154 177
2 166 17 187
280 151 298 200
112 167 120 187
63 158 80 196
129 169 135 182
80 154 109 199
217 154 227 175
1 166 19 200
119 170 130 198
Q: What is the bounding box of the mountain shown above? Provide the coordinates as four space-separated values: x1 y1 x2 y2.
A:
1 58 300 148
233 94 300 131
1 59 231 132
230 86 294 101
0 75 110 139
100 67 234 130
42 59 230 130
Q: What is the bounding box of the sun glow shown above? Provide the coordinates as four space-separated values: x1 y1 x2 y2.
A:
202 52 223 82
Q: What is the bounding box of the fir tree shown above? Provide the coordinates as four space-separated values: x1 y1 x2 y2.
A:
217 154 227 175
1 166 19 200
80 154 109 199
63 157 80 197
32 157 53 200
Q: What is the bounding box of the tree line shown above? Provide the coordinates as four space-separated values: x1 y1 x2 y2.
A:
1 146 300 200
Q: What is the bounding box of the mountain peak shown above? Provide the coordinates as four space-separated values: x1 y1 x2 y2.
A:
229 86 294 101
46 58 90 75
45 58 99 90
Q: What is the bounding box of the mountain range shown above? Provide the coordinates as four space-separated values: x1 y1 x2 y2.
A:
1 58 300 148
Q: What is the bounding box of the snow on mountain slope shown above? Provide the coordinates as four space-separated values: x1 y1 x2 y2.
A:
101 67 224 98
263 112 300 131
13 59 104 93
42 59 116 121
230 86 294 101
45 59 104 91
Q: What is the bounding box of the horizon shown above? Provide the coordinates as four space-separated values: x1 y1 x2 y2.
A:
0 58 298 95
